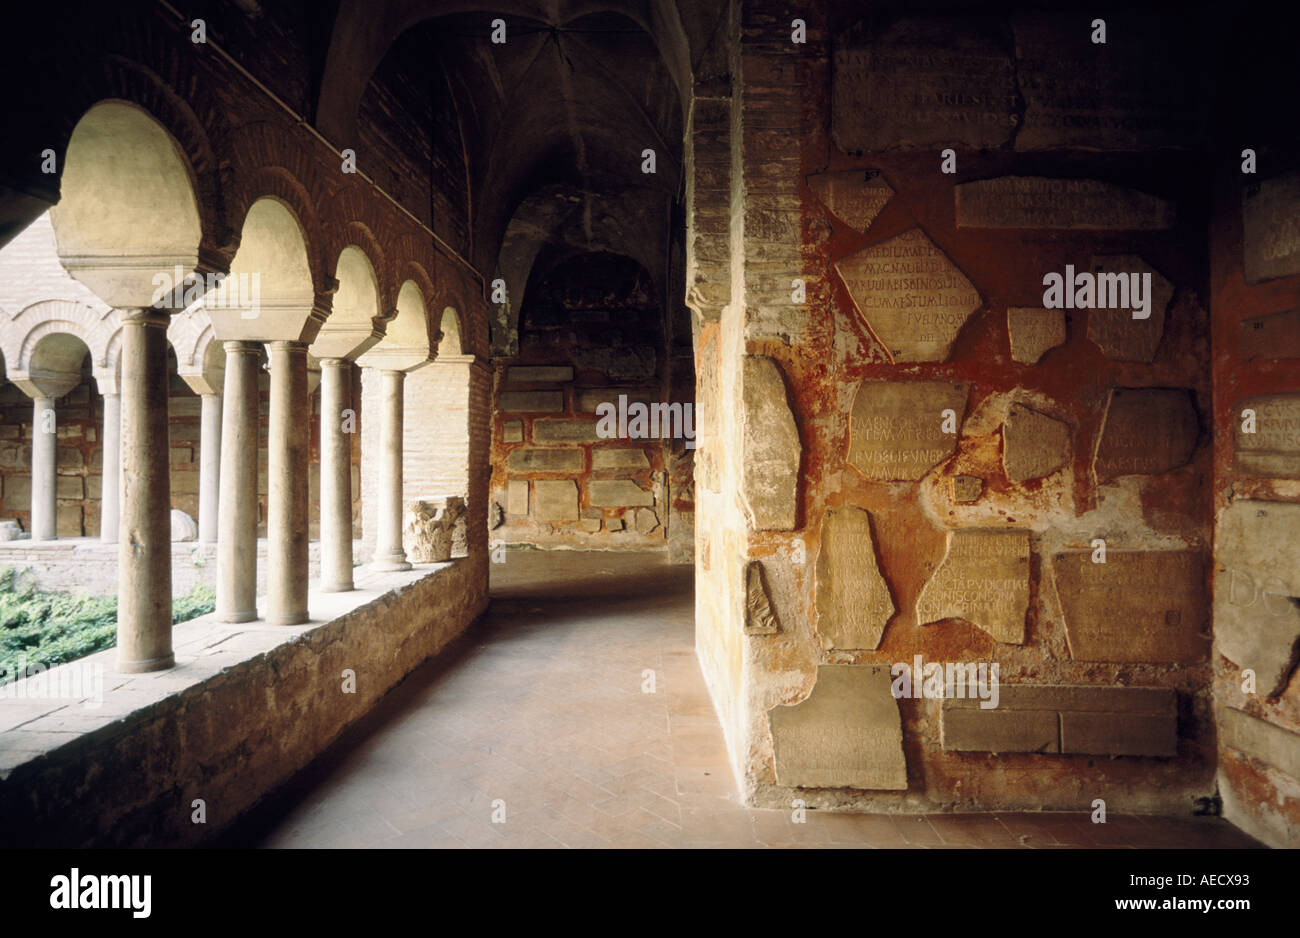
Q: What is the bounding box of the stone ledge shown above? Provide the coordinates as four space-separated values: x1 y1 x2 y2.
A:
0 557 487 846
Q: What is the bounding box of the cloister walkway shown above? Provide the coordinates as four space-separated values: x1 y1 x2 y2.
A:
228 551 1259 849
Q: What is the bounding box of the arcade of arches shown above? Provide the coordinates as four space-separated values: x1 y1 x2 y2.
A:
0 1 1295 849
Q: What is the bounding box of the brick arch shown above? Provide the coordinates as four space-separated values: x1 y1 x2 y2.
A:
395 258 441 352
227 166 328 301
52 55 232 271
0 299 115 376
330 218 392 318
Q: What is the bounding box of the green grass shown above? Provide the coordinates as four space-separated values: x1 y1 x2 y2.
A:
0 568 215 686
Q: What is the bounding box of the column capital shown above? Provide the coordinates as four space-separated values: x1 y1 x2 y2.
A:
319 357 351 371
222 340 262 357
118 307 171 329
265 339 308 353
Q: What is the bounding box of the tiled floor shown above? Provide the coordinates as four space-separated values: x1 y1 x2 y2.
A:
236 550 1261 849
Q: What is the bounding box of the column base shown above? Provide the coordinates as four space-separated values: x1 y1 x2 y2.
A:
371 559 412 572
217 610 258 624
267 612 309 626
118 652 176 674
320 580 355 593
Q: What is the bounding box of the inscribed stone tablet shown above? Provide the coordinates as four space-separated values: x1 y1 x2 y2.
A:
502 419 523 443
955 177 1175 230
1235 393 1300 478
1240 309 1300 361
1086 255 1172 362
588 479 654 508
1215 500 1300 697
1007 307 1066 363
849 380 969 481
836 229 982 362
532 480 578 522
951 475 983 503
533 419 602 443
591 448 650 470
815 508 895 650
499 390 564 413
769 665 907 790
740 356 801 531
1052 550 1208 663
506 479 528 516
916 529 1031 644
1012 11 1207 151
506 366 573 382
506 448 583 472
807 171 893 232
1243 171 1300 283
832 17 1017 152
1092 388 1198 483
1003 403 1070 483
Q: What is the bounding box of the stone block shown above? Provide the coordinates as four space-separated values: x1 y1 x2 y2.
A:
55 504 82 537
571 346 656 380
4 475 31 502
956 177 1175 230
849 380 968 481
1240 308 1300 361
739 356 800 530
836 229 982 362
533 480 578 522
588 480 653 508
55 476 83 499
579 518 600 533
950 475 983 503
1007 307 1066 364
506 480 528 516
1053 550 1208 663
591 448 650 470
1235 393 1300 478
56 448 83 471
769 665 907 790
502 420 523 443
1003 403 1070 483
506 448 583 472
916 529 1031 644
807 171 893 231
498 391 564 413
1086 255 1173 362
1060 713 1177 757
942 709 1059 754
1243 170 1300 283
1221 708 1300 779
744 561 780 635
170 447 193 464
606 517 625 532
1215 500 1300 696
575 387 658 414
815 508 895 650
506 366 574 383
533 419 601 443
1093 388 1198 483
632 507 658 534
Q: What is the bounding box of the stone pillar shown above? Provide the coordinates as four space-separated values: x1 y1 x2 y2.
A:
267 341 310 623
319 359 354 591
198 393 221 544
216 342 260 623
29 396 56 541
116 309 174 673
99 392 121 543
372 369 411 571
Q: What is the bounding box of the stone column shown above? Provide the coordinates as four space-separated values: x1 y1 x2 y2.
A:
216 342 260 623
116 309 174 673
99 392 121 543
266 341 310 623
198 393 221 544
29 396 56 541
319 359 354 591
372 369 411 571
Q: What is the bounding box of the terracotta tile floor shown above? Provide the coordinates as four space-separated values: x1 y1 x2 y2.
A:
239 550 1261 849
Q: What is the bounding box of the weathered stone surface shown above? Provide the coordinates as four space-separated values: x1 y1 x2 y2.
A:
489 502 504 529
807 170 892 231
591 448 650 470
632 507 659 533
951 475 983 503
580 518 600 533
1007 307 1066 364
506 479 528 515
507 447 583 472
1085 255 1173 362
1053 550 1209 663
1013 11 1207 151
836 229 982 362
1093 388 1198 483
575 387 658 414
499 390 563 413
943 684 1176 756
533 419 601 443
403 496 467 563
1221 707 1300 779
957 177 1175 230
769 665 907 790
532 480 578 522
507 365 573 382
849 380 968 481
1241 309 1300 361
502 419 523 443
1235 393 1300 478
832 17 1016 152
170 509 197 542
571 346 656 380
1003 403 1070 483
740 356 800 531
606 517 625 532
1243 171 1300 283
815 508 895 650
917 529 1031 644
1215 500 1300 697
744 561 780 635
588 479 654 508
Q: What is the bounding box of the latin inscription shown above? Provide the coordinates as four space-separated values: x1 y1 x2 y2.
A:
849 380 969 481
916 529 1031 644
1235 393 1300 479
955 177 1175 230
